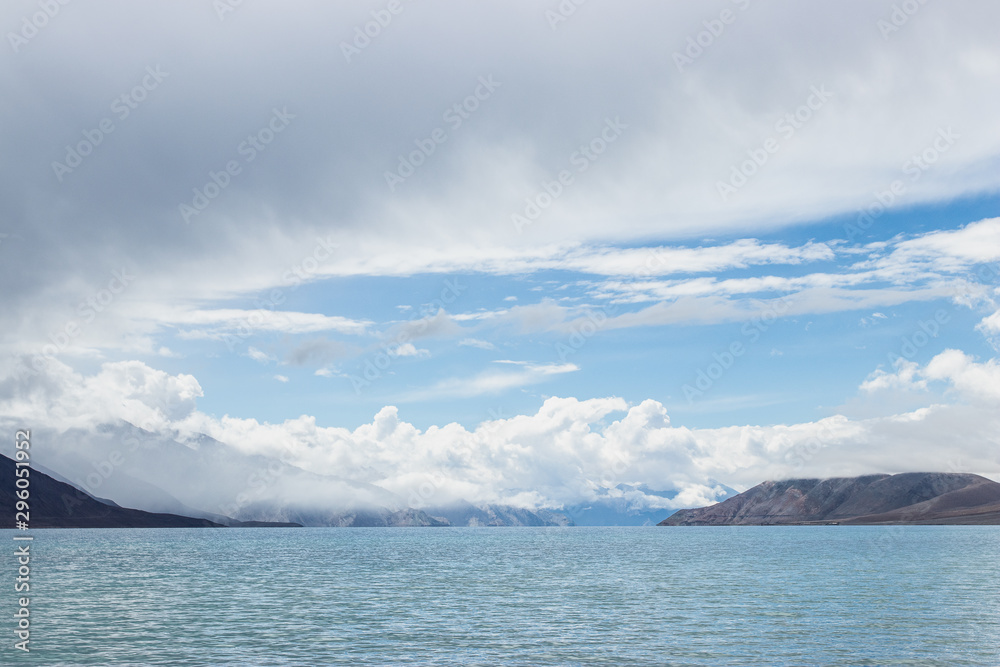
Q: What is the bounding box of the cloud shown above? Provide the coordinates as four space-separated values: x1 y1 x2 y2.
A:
860 359 927 394
0 358 201 432
286 338 355 367
859 312 888 327
924 349 1000 404
399 362 580 400
274 375 289 383
3 358 998 515
247 346 276 364
389 343 430 358
977 310 1000 349
4 3 1000 368
387 309 464 342
458 338 496 350
169 309 370 336
862 349 1000 404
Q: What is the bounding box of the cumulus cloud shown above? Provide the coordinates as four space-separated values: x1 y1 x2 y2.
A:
3 359 998 517
977 309 1000 349
0 358 201 432
389 343 430 358
862 349 1000 404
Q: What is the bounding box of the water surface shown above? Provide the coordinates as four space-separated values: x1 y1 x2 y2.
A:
2 526 998 665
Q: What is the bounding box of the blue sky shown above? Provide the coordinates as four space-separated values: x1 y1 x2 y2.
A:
3 0 1000 511
137 191 1000 433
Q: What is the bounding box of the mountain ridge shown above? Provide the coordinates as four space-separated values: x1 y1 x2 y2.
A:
659 472 1000 525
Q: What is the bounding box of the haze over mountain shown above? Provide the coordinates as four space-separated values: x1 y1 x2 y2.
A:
660 473 1000 526
564 483 737 526
23 422 583 526
20 420 733 526
1 453 225 528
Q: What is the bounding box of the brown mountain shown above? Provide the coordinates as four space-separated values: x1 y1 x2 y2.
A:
658 473 1000 526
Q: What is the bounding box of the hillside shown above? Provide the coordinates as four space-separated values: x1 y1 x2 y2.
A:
2 453 221 528
658 473 1000 526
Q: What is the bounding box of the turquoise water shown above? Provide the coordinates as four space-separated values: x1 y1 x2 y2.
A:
2 526 998 665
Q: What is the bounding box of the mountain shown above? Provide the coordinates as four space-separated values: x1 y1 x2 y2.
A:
0 453 225 528
37 422 408 522
659 473 1000 526
231 501 450 527
425 501 572 527
564 483 738 526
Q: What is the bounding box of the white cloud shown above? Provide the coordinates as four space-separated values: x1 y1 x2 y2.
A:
390 343 430 358
3 358 998 515
977 310 1000 349
860 359 927 394
924 349 1000 404
406 362 580 400
274 375 289 383
247 346 276 364
862 349 1000 404
169 308 370 336
458 338 496 350
0 358 201 432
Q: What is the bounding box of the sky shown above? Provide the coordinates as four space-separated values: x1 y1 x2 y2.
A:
2 0 1000 512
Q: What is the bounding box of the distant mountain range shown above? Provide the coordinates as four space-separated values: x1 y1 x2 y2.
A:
564 483 737 526
659 473 1000 526
21 421 701 527
9 447 1000 529
424 501 573 527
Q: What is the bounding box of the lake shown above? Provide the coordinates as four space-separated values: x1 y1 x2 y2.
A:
3 526 998 665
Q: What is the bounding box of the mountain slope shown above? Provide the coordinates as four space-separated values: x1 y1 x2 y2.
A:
659 473 1000 525
0 453 224 528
